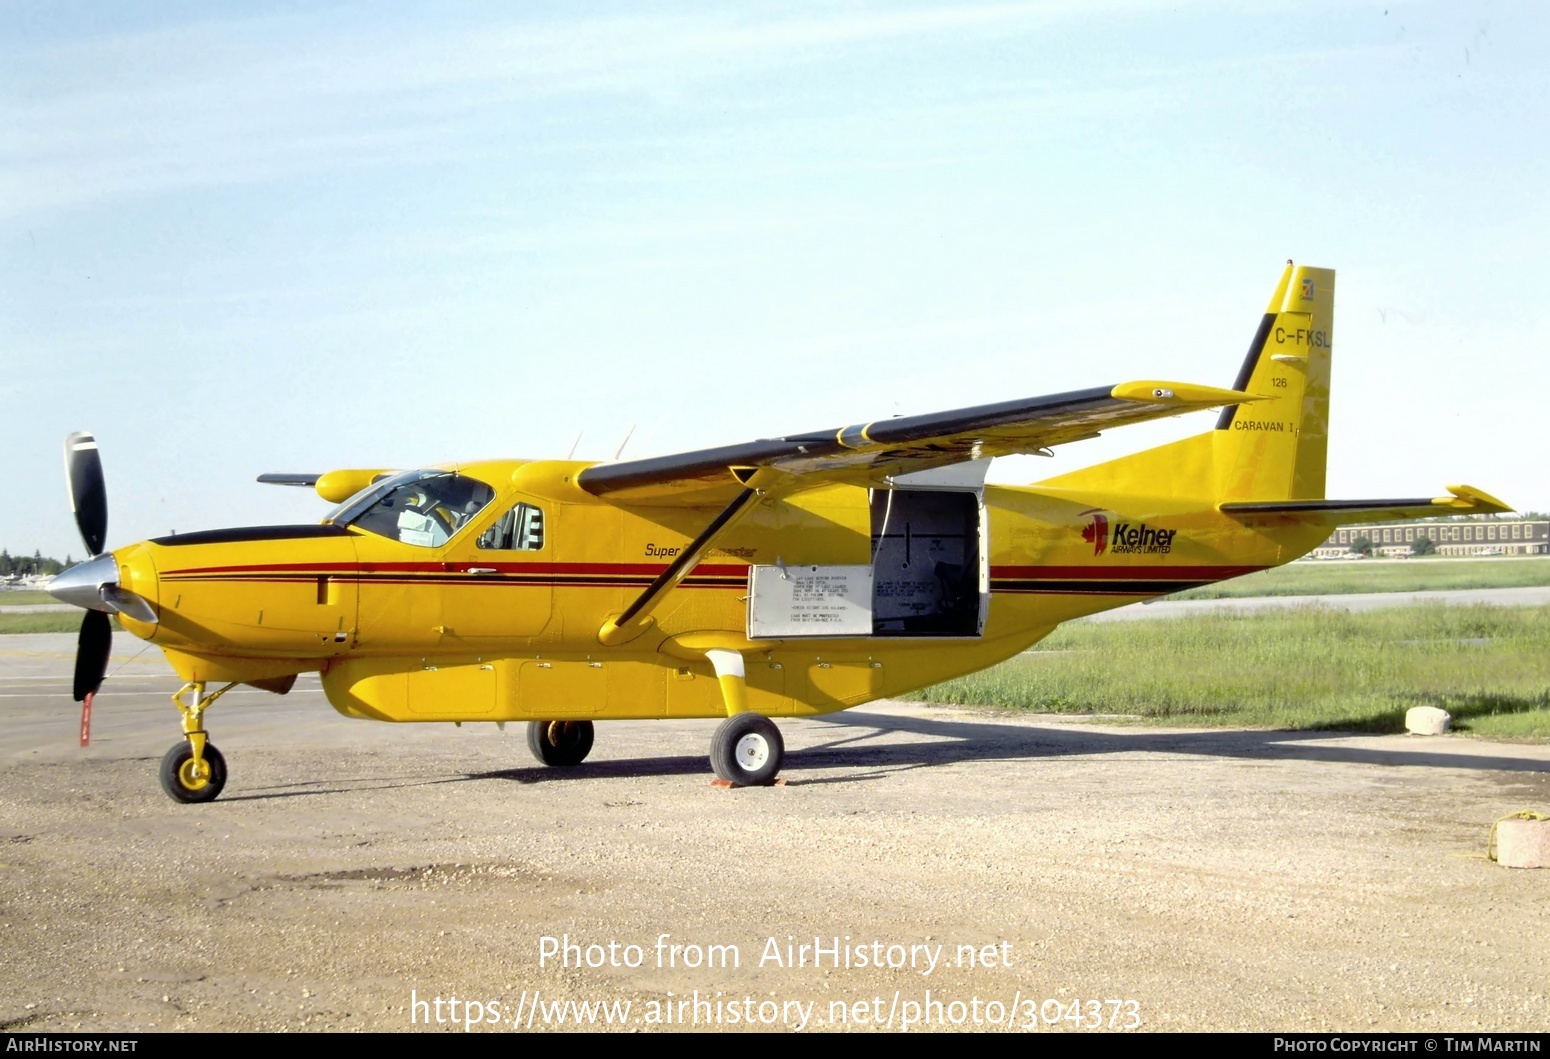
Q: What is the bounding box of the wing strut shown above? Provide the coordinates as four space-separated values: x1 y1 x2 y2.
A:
597 479 766 646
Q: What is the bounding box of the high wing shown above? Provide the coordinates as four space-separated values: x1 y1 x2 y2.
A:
578 380 1258 507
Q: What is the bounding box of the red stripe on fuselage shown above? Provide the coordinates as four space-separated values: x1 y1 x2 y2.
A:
160 560 754 577
156 560 1267 594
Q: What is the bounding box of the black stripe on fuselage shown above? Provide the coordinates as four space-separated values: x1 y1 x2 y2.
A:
150 525 355 546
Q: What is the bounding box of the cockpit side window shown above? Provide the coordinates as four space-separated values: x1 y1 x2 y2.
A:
477 503 545 551
342 471 496 548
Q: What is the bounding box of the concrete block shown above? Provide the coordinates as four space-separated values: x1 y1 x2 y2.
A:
1405 706 1451 735
1495 819 1550 869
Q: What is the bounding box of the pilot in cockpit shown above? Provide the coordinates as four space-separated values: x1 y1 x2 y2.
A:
339 470 496 548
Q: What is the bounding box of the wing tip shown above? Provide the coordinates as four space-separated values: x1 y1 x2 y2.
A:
1111 380 1261 407
1444 484 1512 513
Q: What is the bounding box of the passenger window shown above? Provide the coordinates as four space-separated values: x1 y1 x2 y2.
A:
477 503 545 551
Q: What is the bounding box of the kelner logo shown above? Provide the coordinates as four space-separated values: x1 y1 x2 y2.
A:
1081 512 1109 556
1081 510 1176 556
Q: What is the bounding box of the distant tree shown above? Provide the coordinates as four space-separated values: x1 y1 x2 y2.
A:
1411 536 1437 557
1349 535 1373 557
0 549 69 579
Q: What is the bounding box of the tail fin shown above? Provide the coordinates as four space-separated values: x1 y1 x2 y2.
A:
1214 261 1333 500
1037 261 1334 502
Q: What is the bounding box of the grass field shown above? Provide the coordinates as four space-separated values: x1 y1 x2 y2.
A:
0 612 105 634
909 604 1550 740
0 590 59 606
1173 556 1550 600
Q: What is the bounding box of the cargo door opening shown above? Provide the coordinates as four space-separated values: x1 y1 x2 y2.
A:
870 488 983 637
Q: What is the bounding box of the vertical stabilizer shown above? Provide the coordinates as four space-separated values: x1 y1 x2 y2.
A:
1213 262 1334 500
1036 262 1334 502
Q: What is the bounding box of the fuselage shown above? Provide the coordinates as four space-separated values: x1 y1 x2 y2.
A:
105 457 1327 723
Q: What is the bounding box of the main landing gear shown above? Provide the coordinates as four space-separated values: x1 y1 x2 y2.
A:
159 681 235 803
526 720 594 766
710 712 784 786
523 713 785 785
703 648 784 786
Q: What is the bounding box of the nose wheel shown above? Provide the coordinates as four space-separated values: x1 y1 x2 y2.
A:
159 681 235 803
710 713 784 786
160 740 227 802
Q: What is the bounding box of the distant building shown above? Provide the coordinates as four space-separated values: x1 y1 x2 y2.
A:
1312 519 1549 559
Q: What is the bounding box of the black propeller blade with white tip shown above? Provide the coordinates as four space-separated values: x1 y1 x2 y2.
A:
65 431 107 558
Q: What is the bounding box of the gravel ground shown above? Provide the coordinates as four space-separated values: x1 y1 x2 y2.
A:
1 633 1547 1034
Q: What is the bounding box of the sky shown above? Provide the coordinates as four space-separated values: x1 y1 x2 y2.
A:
3 0 1547 560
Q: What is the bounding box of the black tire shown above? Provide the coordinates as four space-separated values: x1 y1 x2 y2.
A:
709 713 783 786
526 720 594 767
159 741 227 803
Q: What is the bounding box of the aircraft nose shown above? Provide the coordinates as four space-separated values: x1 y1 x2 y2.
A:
47 553 119 612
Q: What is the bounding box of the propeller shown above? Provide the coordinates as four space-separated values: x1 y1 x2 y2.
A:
51 432 157 705
63 432 112 704
66 431 108 557
73 609 112 703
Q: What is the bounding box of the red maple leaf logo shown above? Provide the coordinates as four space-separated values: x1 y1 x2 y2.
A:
1081 513 1109 556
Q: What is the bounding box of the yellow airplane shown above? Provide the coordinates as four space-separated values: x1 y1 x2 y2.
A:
49 262 1509 802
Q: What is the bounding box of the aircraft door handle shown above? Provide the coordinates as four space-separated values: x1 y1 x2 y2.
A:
466 567 498 575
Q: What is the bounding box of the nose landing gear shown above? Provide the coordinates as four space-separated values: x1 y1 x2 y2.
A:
159 681 234 803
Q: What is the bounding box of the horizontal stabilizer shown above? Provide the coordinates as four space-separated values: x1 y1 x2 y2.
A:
256 473 322 487
1220 484 1512 525
259 469 394 504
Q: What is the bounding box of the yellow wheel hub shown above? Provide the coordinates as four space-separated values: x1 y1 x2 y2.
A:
178 757 211 791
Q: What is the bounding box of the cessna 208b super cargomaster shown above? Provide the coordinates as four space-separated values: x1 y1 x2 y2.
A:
49 262 1509 802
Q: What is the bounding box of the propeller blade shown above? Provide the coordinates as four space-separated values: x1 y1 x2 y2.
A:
65 432 108 557
72 609 112 703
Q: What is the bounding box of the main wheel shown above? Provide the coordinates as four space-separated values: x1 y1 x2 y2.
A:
709 713 784 786
159 741 228 803
527 720 594 767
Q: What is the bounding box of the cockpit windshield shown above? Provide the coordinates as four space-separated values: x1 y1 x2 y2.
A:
325 469 496 548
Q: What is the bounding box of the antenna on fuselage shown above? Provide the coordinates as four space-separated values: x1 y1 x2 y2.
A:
565 431 583 460
612 424 636 461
